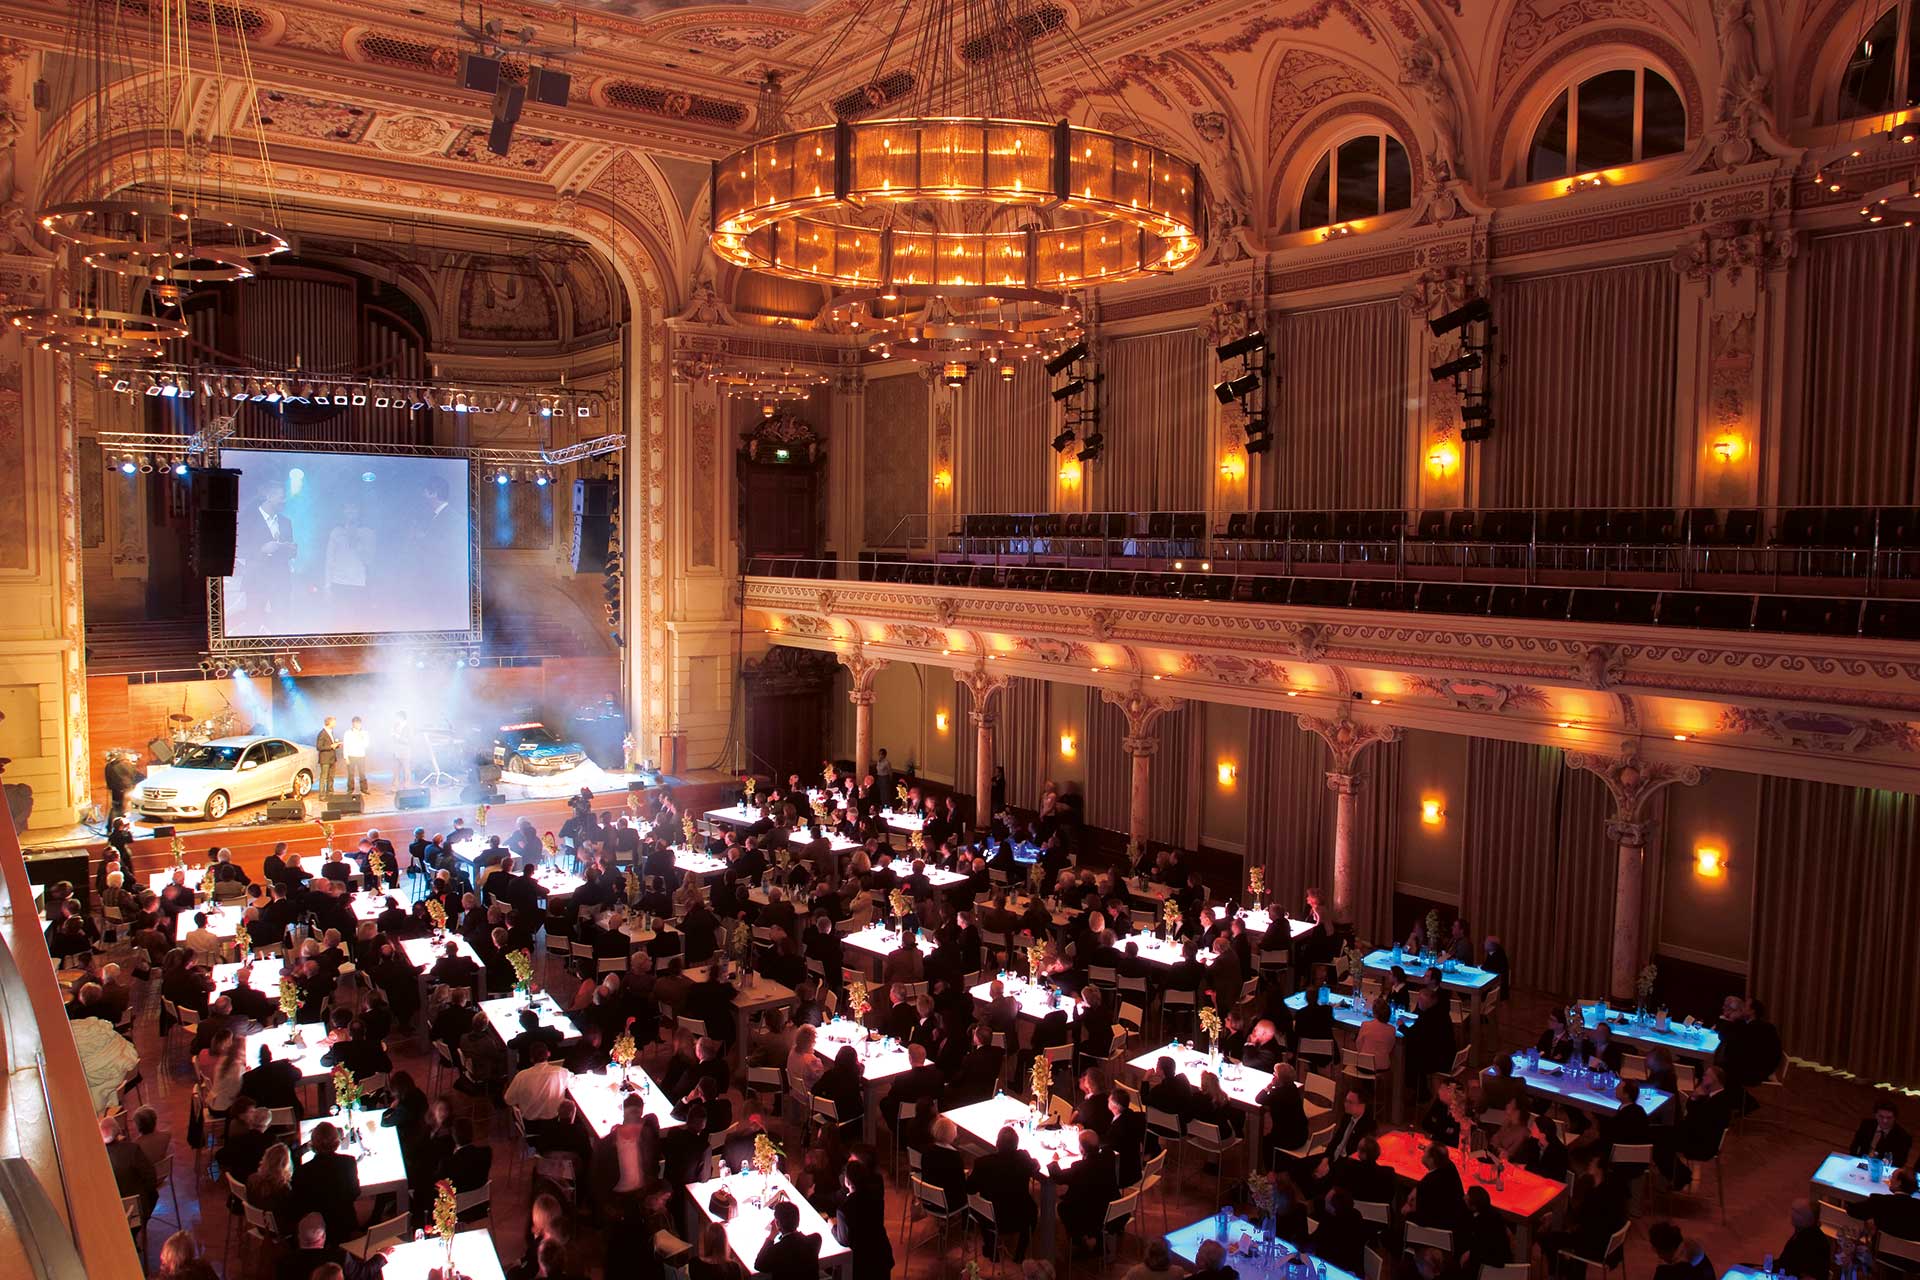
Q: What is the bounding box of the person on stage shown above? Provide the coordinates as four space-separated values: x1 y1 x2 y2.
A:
104 749 141 819
241 478 298 622
314 717 341 797
389 710 414 790
322 503 373 606
342 717 370 797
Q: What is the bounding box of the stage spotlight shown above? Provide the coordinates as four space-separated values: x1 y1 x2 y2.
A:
1213 371 1261 403
351 391 367 406
332 391 351 406
1430 352 1482 381
138 457 155 473
361 471 377 483
172 461 189 476
494 469 511 485
1051 428 1077 453
1428 297 1492 336
1215 329 1267 361
1078 431 1105 462
118 457 138 474
576 402 592 418
1461 419 1494 442
1245 433 1272 455
538 398 555 418
1050 378 1085 402
373 394 391 408
1044 342 1088 376
467 652 480 668
534 471 550 487
144 380 163 397
290 654 302 673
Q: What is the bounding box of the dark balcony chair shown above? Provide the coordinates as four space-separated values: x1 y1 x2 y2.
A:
1772 508 1825 548
1351 581 1411 611
875 561 905 584
1823 509 1875 576
1540 510 1579 544
1146 512 1174 539
908 563 939 586
1753 595 1862 636
1477 511 1508 543
1680 508 1719 544
937 565 970 587
1104 512 1131 540
1183 573 1231 601
1863 599 1920 639
1224 512 1250 539
1657 592 1754 631
1043 568 1085 593
969 566 1006 590
1877 506 1920 579
1133 574 1165 598
1287 578 1351 608
1568 588 1659 625
1721 508 1761 544
1608 508 1646 546
1574 509 1612 545
1332 510 1364 541
1289 510 1330 541
1411 510 1448 540
1250 510 1279 542
1414 582 1492 615
1356 510 1385 541
1250 576 1288 603
1172 512 1205 540
1445 510 1477 541
1087 570 1131 595
1489 585 1572 620
1644 509 1681 544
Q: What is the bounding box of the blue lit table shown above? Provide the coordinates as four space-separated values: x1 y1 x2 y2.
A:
1577 1002 1722 1061
1361 950 1500 1063
1167 1214 1362 1280
1285 989 1412 1123
1490 1053 1672 1118
1812 1151 1920 1203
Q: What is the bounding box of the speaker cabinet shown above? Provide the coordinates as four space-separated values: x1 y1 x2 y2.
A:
265 802 305 821
572 479 613 574
394 788 432 811
189 466 241 577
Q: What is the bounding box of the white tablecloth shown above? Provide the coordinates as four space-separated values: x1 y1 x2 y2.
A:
175 902 244 942
811 1018 913 1083
241 1026 334 1083
382 1229 507 1280
300 1112 407 1197
478 991 579 1042
687 1170 851 1272
400 933 481 971
568 1064 684 1138
970 975 1084 1023
212 956 285 996
946 1094 1085 1170
1126 1040 1266 1107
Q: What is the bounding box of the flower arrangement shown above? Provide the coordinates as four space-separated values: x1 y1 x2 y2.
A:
1027 941 1049 982
847 980 871 1023
623 867 641 905
332 1063 361 1114
1247 1173 1279 1218
1343 943 1366 989
823 763 836 786
889 888 910 920
622 732 638 771
367 849 388 885
682 814 698 846
611 1018 638 1088
1162 899 1182 932
909 830 927 855
1424 908 1443 953
508 949 535 993
200 866 216 896
318 819 336 848
1026 861 1045 893
171 834 187 868
895 782 909 809
1029 1051 1052 1104
729 920 752 961
476 803 491 830
542 832 558 857
278 976 302 1025
1198 1005 1223 1044
752 1132 781 1177
233 924 251 959
433 1177 460 1268
744 776 757 801
1635 963 1659 1008
1248 865 1266 898
811 797 833 827
425 898 447 933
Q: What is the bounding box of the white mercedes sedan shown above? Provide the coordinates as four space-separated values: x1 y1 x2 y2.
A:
130 735 318 821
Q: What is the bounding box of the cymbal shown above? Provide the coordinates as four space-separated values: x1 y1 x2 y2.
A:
169 714 196 723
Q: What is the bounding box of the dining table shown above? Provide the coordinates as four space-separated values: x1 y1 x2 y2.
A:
381 1229 507 1280
969 974 1085 1024
1167 1212 1363 1280
810 1016 913 1133
1375 1129 1564 1249
1491 1052 1673 1118
1360 949 1501 1064
682 964 796 1052
1811 1151 1920 1204
567 1063 684 1138
1576 1002 1722 1061
945 1093 1086 1261
477 990 580 1043
299 1111 409 1209
685 1168 852 1277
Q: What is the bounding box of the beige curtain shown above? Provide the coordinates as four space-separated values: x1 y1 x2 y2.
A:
996 677 1050 812
1784 228 1920 504
1751 778 1920 1086
1084 695 1198 848
1349 738 1404 945
1245 712 1335 914
956 357 1057 514
1460 739 1619 1000
1479 261 1678 507
1259 299 1408 510
1092 329 1210 512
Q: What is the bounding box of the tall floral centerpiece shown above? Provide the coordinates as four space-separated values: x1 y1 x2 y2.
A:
743 776 757 804
888 888 910 933
278 977 302 1042
682 814 698 848
1162 899 1182 938
232 924 251 961
476 803 490 831
623 866 641 907
542 832 558 861
1635 963 1659 1017
199 865 216 898
894 782 909 813
1027 942 1049 985
611 1018 639 1091
432 1177 461 1277
425 898 447 937
1198 1005 1223 1061
367 847 388 887
1424 909 1443 959
508 949 535 1005
1029 1052 1052 1117
332 1065 362 1146
847 981 871 1029
1247 864 1265 903
822 763 836 787
171 833 187 870
729 920 753 963
751 1132 782 1204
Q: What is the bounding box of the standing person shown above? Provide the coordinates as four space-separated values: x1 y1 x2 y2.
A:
343 717 370 798
315 717 341 797
323 504 373 606
390 710 414 791
104 750 140 819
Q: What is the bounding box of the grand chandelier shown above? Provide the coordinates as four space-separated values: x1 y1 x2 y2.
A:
708 0 1205 294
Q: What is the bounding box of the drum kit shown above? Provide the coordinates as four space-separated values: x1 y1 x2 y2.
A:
169 708 240 744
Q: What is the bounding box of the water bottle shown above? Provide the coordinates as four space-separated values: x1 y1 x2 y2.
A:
1763 1255 1774 1277
1217 1205 1230 1239
716 1159 731 1178
1871 1155 1886 1184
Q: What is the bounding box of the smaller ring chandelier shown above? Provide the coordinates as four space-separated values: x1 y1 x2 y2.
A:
40 200 289 284
826 284 1081 382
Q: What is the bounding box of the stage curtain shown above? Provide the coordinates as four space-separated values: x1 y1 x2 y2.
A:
1460 739 1620 1000
1084 694 1198 849
956 357 1057 514
1092 329 1210 512
1479 261 1678 507
1751 778 1920 1084
1783 228 1920 504
1245 711 1335 914
1258 299 1407 510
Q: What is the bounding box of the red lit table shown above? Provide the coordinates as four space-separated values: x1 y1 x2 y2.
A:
1376 1130 1564 1248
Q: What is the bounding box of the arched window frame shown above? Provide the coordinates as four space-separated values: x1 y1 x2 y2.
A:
1521 61 1688 184
1288 121 1415 234
1824 0 1918 122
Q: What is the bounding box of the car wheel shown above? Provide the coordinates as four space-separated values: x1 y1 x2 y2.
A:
293 770 313 797
205 791 230 821
507 753 525 774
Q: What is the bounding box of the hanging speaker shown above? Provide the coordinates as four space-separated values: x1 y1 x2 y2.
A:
572 478 612 574
188 466 241 577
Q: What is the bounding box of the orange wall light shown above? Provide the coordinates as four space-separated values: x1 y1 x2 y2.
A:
1216 761 1238 787
934 710 949 733
1420 797 1446 826
1425 442 1460 478
1058 731 1077 758
1058 457 1083 486
1694 843 1728 879
1710 432 1747 465
1218 450 1246 482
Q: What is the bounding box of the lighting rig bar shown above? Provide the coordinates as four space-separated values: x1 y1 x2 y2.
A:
93 432 628 473
88 363 609 422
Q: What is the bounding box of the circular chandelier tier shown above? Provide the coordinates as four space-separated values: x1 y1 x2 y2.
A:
828 284 1082 363
40 201 291 284
710 368 833 399
712 118 1203 290
5 304 189 358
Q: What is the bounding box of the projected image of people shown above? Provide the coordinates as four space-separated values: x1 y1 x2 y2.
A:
222 449 473 638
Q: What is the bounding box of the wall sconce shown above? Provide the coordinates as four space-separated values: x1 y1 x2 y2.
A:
1320 222 1357 241
1710 432 1747 465
1425 442 1460 478
1694 843 1727 879
1420 797 1446 826
1218 450 1246 482
933 468 952 490
1565 173 1607 193
1058 731 1077 758
1217 761 1238 787
1058 457 1082 486
934 710 949 733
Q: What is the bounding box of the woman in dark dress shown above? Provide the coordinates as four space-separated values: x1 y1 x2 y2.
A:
836 1148 894 1280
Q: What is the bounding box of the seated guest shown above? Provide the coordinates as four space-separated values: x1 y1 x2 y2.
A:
1310 1188 1368 1275
1848 1167 1920 1240
503 1042 572 1135
1401 1137 1466 1230
1649 1222 1714 1280
946 1023 1005 1107
1421 1077 1464 1148
1851 1098 1913 1166
102 1114 158 1222
1582 1020 1625 1074
1259 1063 1309 1160
1537 1151 1628 1274
785 1024 826 1095
1777 1200 1829 1280
215 1100 274 1180
919 1116 969 1215
1047 1128 1119 1255
812 1045 866 1140
1460 1185 1513 1274
1187 1240 1238 1280
752 1200 821 1280
881 1043 944 1135
1537 1008 1581 1063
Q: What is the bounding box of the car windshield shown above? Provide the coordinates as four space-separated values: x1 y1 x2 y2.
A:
507 727 561 746
173 744 243 769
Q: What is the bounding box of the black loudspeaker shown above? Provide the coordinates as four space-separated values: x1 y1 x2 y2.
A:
188 466 241 578
459 783 505 804
394 788 432 811
265 801 304 821
151 824 178 838
476 763 503 784
458 51 501 93
323 796 364 818
572 478 613 575
528 65 571 107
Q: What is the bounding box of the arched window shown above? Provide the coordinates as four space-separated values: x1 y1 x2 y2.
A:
1298 132 1412 230
1526 66 1686 182
1837 3 1920 119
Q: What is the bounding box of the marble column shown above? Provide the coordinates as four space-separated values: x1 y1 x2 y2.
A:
961 667 1008 830
836 648 887 772
1100 684 1183 852
1326 770 1367 927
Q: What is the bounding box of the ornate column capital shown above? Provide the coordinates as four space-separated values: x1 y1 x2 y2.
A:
1607 819 1654 848
848 689 875 708
1298 712 1400 775
1121 734 1161 759
1325 770 1367 796
1566 740 1708 825
1101 683 1183 742
960 664 1009 714
836 646 888 694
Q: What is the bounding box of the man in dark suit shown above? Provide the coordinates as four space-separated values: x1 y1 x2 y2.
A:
1851 1100 1914 1166
291 1121 361 1244
1310 1187 1370 1274
101 1114 158 1222
241 1045 304 1114
443 1117 493 1198
241 478 297 623
276 1212 386 1280
429 941 481 996
1317 1093 1379 1185
753 1200 822 1280
882 1043 945 1134
314 717 341 798
1049 1128 1120 1253
1849 1168 1920 1240
946 1023 1006 1107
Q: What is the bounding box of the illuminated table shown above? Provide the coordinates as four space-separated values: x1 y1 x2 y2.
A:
350 892 396 923
883 810 928 835
477 991 579 1043
400 932 486 998
1376 1130 1563 1247
839 923 935 978
675 847 729 878
531 865 584 900
1125 1040 1266 1108
241 1026 335 1086
175 903 244 949
920 866 970 890
147 867 210 898
382 1229 507 1280
300 1112 408 1207
568 1064 684 1138
1115 931 1205 970
703 804 765 829
1576 1002 1722 1060
1237 907 1316 943
687 1169 851 1277
1492 1053 1672 1118
810 1016 913 1133
969 975 1084 1024
1284 989 1410 1123
682 965 796 1052
1812 1152 1920 1203
1168 1213 1362 1280
946 1094 1083 1260
1361 949 1500 1063
212 956 285 999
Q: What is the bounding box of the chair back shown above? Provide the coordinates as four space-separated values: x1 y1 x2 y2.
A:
596 956 628 975
1404 1224 1453 1251
747 1066 785 1092
1118 1002 1146 1030
1303 1071 1338 1104
121 1193 144 1230
1620 1052 1647 1081
1612 1143 1654 1166
1087 965 1117 986
1145 1106 1184 1140
1104 1190 1138 1226
1162 988 1196 1009
912 1176 950 1214
1480 1265 1533 1280
1355 1199 1392 1225
810 1095 840 1124
1349 1051 1385 1074
1674 1061 1698 1092
1880 1234 1920 1264
1364 1247 1386 1280
1299 1038 1335 1061
678 1016 709 1039
1603 1221 1630 1260
453 1183 492 1218
1187 1119 1224 1145
967 1192 996 1225
263 1106 297 1133
242 1198 279 1236
347 1212 412 1259
1043 1043 1073 1065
